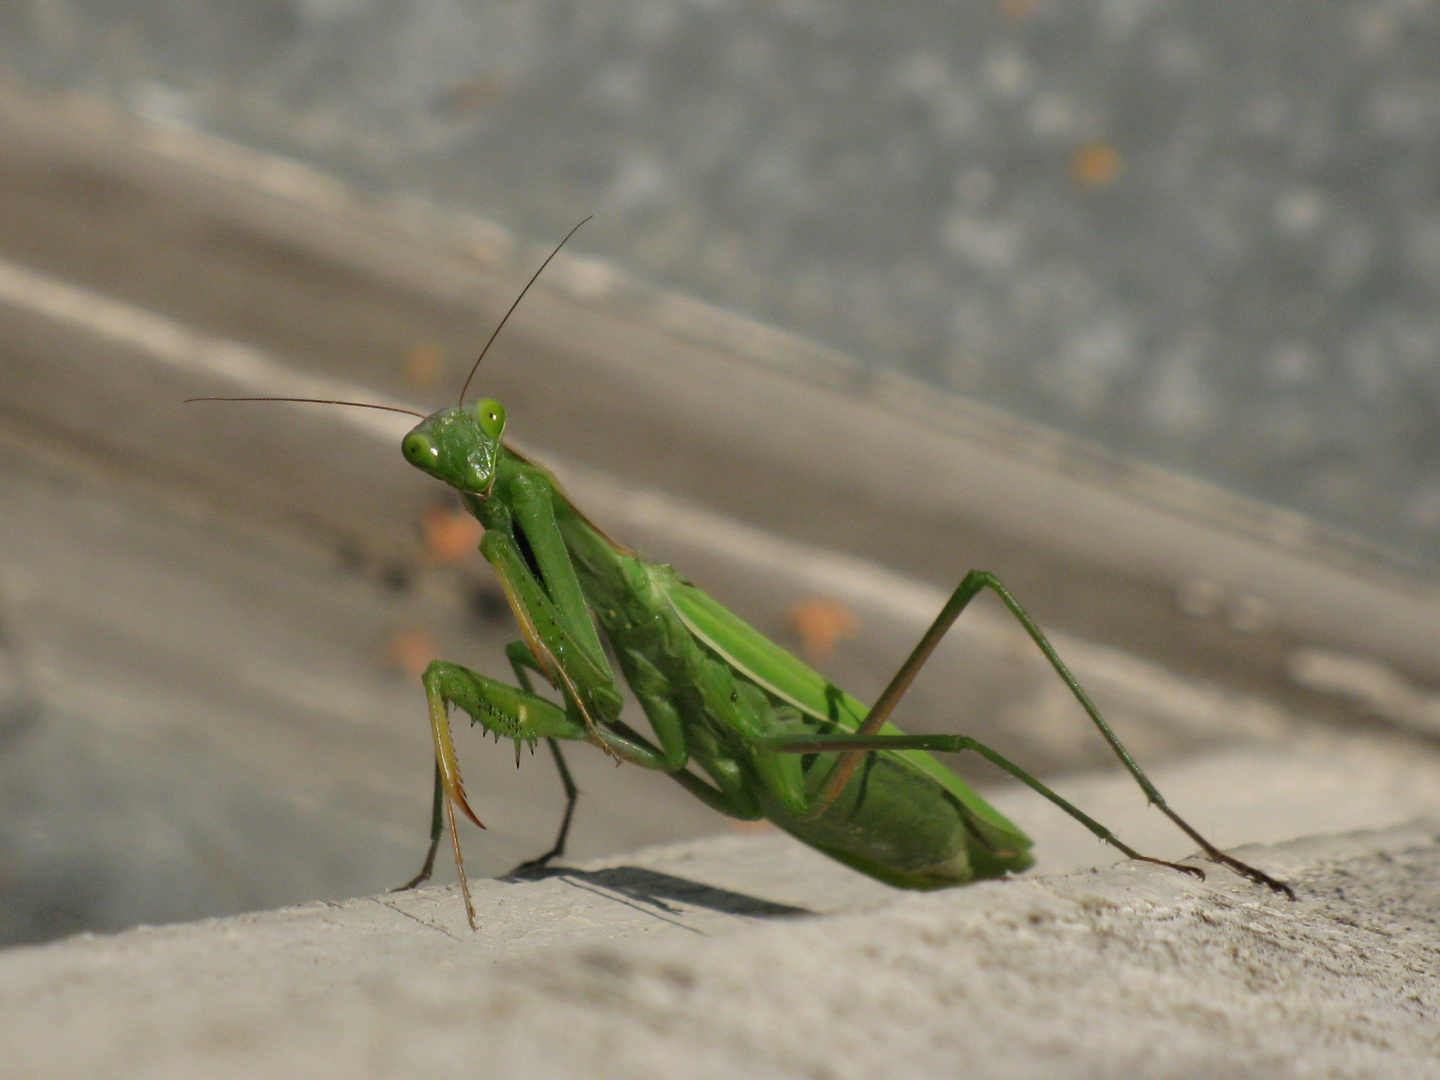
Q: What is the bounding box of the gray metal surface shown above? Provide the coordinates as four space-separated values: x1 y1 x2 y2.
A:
3 1 1439 566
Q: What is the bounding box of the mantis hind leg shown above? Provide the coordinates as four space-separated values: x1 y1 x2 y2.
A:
763 730 1266 888
808 570 1294 898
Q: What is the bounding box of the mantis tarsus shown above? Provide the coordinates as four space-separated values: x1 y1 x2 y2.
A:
193 221 1294 929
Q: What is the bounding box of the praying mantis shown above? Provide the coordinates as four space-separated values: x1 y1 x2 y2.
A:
194 222 1293 929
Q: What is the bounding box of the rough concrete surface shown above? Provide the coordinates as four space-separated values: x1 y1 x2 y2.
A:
3 741 1438 1080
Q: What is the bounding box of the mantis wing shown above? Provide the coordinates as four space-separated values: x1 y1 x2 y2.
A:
664 577 1032 848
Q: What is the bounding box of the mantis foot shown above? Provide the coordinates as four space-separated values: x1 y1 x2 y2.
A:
1132 854 1206 881
1211 852 1297 900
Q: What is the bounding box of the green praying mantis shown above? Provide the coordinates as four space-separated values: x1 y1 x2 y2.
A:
194 222 1293 929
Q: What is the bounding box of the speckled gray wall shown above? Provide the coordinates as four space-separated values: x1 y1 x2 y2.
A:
5 0 1439 564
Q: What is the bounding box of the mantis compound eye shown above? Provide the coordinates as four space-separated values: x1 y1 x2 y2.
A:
474 398 506 440
402 431 439 469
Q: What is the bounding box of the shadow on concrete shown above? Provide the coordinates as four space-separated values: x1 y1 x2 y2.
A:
504 864 814 921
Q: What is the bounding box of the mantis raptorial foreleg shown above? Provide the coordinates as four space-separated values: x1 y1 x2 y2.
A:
478 527 621 736
401 641 588 891
402 651 764 925
418 659 584 925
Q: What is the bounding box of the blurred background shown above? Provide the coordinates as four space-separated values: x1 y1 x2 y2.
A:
3 0 1440 946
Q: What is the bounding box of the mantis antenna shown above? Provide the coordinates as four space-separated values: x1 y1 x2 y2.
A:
187 218 593 417
456 215 593 406
183 397 426 417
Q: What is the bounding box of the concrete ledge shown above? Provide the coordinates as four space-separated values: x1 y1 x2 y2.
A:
3 812 1438 1079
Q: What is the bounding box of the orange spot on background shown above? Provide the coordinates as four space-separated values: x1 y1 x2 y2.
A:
422 504 483 563
385 628 437 679
403 343 448 388
1072 143 1123 188
437 73 509 114
1000 0 1039 22
785 598 860 663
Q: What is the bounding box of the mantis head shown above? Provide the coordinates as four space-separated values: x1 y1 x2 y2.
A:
188 219 585 504
401 398 508 496
400 217 590 498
